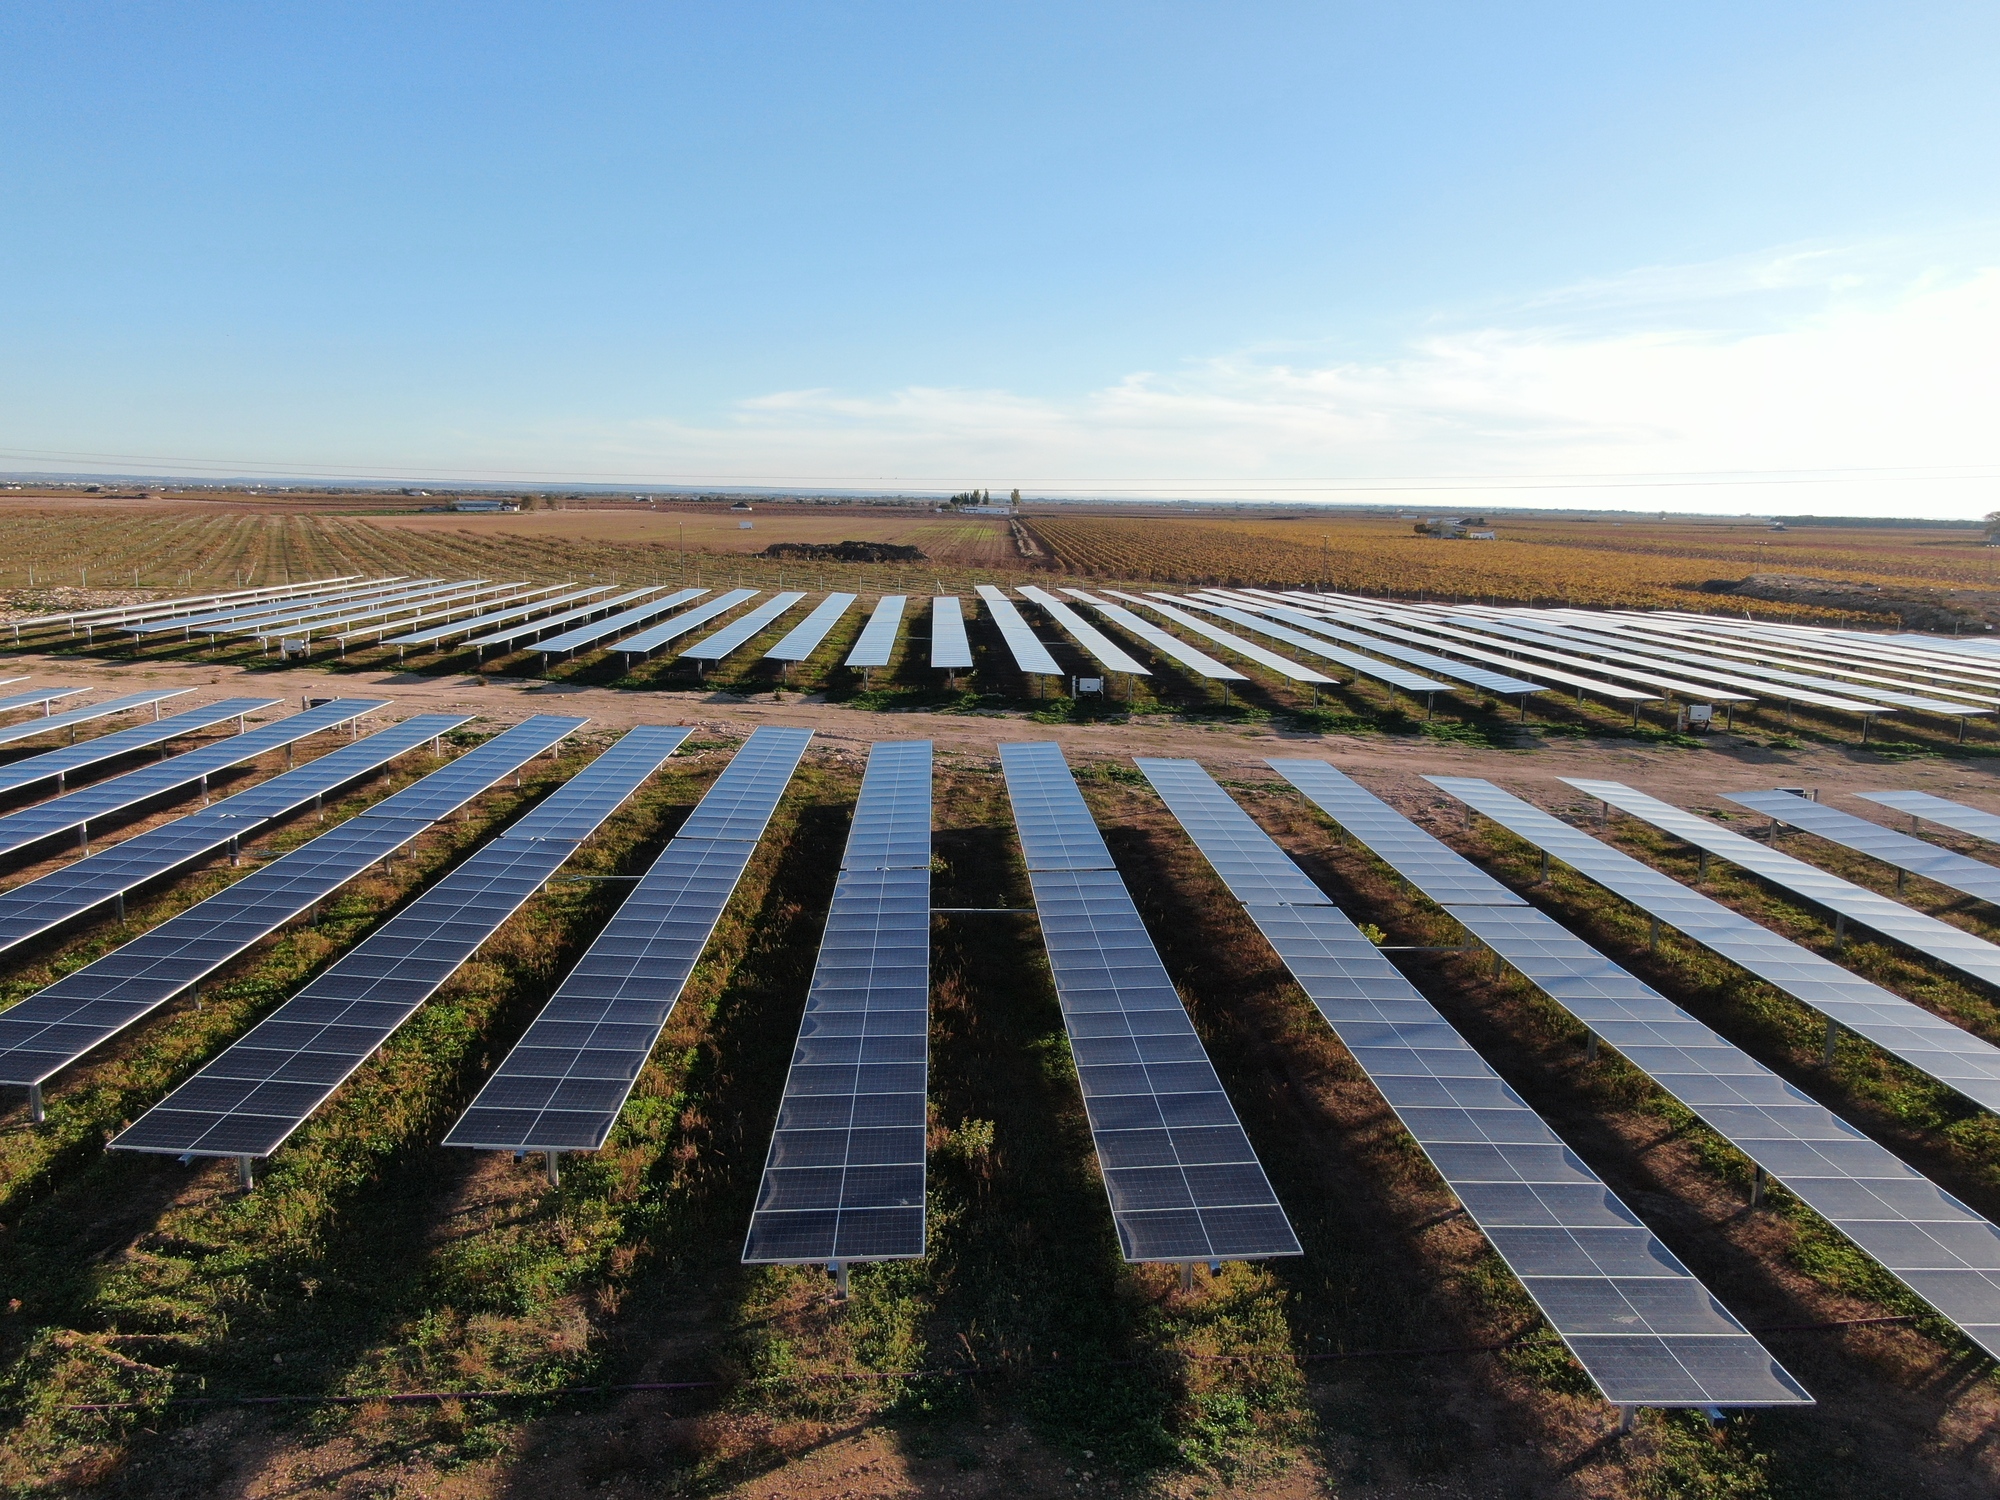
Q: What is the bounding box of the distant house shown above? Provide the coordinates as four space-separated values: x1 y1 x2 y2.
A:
1415 517 1495 540
450 498 517 513
730 501 754 512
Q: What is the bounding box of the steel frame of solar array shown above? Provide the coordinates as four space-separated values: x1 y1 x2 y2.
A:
1016 587 1150 677
0 696 280 802
0 714 472 1118
15 577 364 637
612 589 758 659
0 702 442 960
929 597 973 672
0 690 193 749
1567 779 2000 996
464 585 663 655
1101 592 1333 687
537 587 708 657
682 592 807 661
333 582 565 650
974 585 1062 676
1274 760 2000 1362
0 687 89 717
744 739 931 1273
124 580 415 638
0 697 358 859
1724 790 2000 906
1061 590 1246 681
1857 790 2000 845
844 595 906 670
445 724 811 1171
385 585 614 652
999 740 1301 1265
1136 757 1808 1409
1436 775 2000 1115
766 593 858 663
201 581 454 642
109 717 681 1176
266 580 516 645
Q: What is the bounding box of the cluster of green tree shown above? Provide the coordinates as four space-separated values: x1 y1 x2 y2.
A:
944 488 1024 508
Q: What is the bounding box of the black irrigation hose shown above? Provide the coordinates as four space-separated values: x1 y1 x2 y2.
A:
62 1314 1916 1412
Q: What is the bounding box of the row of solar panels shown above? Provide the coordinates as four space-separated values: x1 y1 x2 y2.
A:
14 704 2000 1411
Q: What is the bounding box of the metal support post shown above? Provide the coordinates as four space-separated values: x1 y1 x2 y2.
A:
1824 1017 1839 1065
545 1151 562 1187
1618 1405 1637 1435
1181 1262 1195 1293
1584 1033 1599 1064
1833 913 1846 954
1696 849 1708 885
832 1260 850 1299
1648 916 1660 954
28 1083 44 1124
1538 850 1550 884
237 1155 256 1191
200 773 209 806
114 891 125 921
1896 868 1906 895
1750 1165 1766 1208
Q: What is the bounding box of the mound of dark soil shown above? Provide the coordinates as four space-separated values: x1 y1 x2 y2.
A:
1696 572 2000 632
758 540 927 563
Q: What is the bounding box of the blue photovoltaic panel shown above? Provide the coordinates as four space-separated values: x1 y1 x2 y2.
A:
110 724 681 1160
1062 591 1245 682
929 597 973 670
0 716 472 1089
1288 760 2000 1364
998 741 1300 1263
1102 592 1333 686
446 725 812 1153
337 583 561 646
614 589 759 656
1433 778 2000 1119
0 687 91 717
252 581 503 641
844 596 906 669
0 699 375 858
0 697 281 800
974 586 1062 676
463 586 662 651
380 586 614 647
744 740 932 1263
1725 790 2000 906
0 712 476 958
1199 596 1544 696
1164 595 1437 691
1569 778 2000 995
766 593 858 662
1017 588 1149 676
1858 790 2000 846
1135 758 1807 1408
537 588 704 655
682 592 808 660
126 580 422 637
0 690 194 748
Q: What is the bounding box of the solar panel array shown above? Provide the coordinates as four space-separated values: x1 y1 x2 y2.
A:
536 587 705 655
1000 741 1300 1263
20 577 361 634
683 593 807 661
447 725 812 1154
1857 790 2000 845
929 597 973 670
974 585 1062 676
1135 757 1807 1407
1202 595 1545 697
1432 778 2000 1116
1102 592 1334 686
844 595 906 669
1016 587 1150 676
0 715 472 1092
1283 761 2000 1362
0 708 449 958
385 584 611 648
0 698 370 859
0 687 90 716
0 690 192 748
0 696 280 800
126 579 421 638
110 719 674 1161
1062 591 1246 681
613 588 758 657
1569 779 2000 994
1169 596 1444 692
744 739 931 1264
1725 790 2000 906
463 585 662 652
256 580 510 643
765 593 857 662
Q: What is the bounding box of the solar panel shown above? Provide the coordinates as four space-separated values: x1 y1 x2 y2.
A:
1725 791 2000 906
110 723 682 1163
844 596 907 669
1161 595 1439 691
1624 624 2000 710
766 593 858 662
1062 591 1246 681
536 588 708 656
1016 588 1150 676
612 589 757 657
744 740 931 1264
25 577 362 633
0 710 473 959
0 691 193 749
1135 758 1806 1408
974 586 1062 676
1099 592 1334 686
999 741 1300 1263
1567 779 2000 996
1857 790 2000 844
338 583 565 647
929 597 973 670
1402 611 1751 703
1434 777 2000 1118
0 698 374 858
0 696 282 801
0 716 472 1097
444 725 812 1155
463 586 664 652
681 593 807 661
1201 595 1544 697
127 580 424 637
253 580 509 643
385 585 615 650
0 687 91 717
1272 760 1527 906
1283 760 2000 1365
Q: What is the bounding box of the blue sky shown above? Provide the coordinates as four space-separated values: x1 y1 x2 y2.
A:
4 3 1998 513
